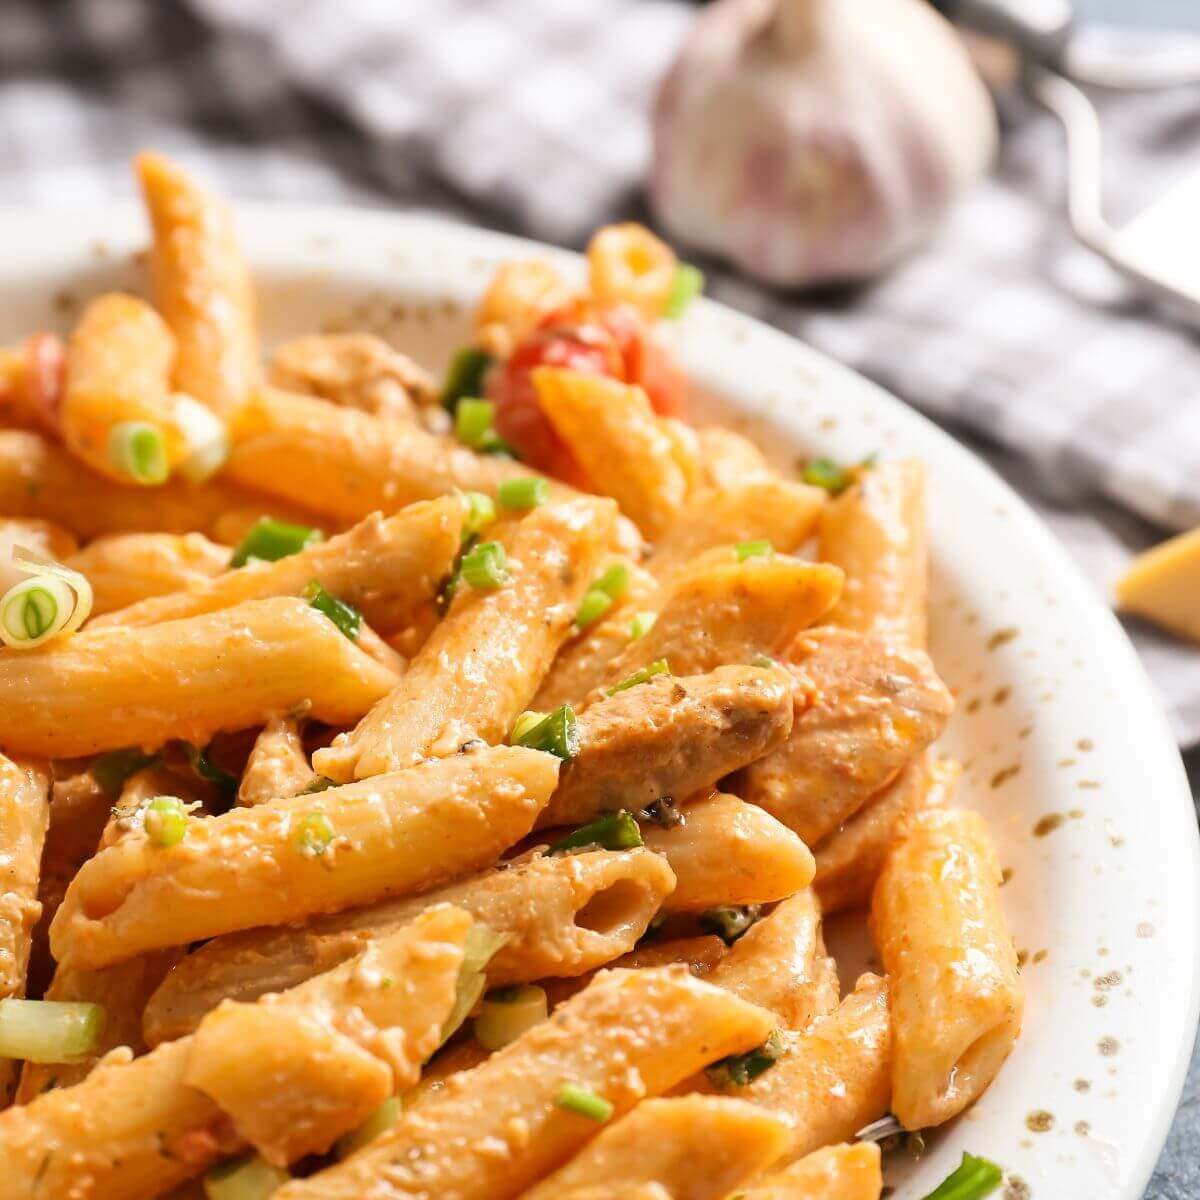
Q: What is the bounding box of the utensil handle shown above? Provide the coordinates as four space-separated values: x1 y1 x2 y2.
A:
937 0 1075 67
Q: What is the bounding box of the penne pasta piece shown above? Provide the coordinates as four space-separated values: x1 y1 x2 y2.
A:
137 152 260 419
645 479 825 583
143 847 674 1046
272 965 777 1200
68 532 231 616
52 745 559 970
591 557 843 696
0 906 474 1198
519 1096 792 1200
734 627 953 845
540 664 794 828
737 1143 883 1200
0 517 78 562
226 387 533 522
640 792 815 912
93 496 466 635
587 224 677 320
315 496 615 782
535 367 688 538
871 807 1024 1129
817 459 928 648
268 333 436 418
236 715 315 806
475 259 577 357
706 973 891 1165
0 754 51 1107
695 427 773 489
813 755 960 915
0 429 320 541
705 891 840 1032
0 596 401 758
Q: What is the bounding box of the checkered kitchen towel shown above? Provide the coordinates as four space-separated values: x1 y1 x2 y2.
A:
2 0 1200 742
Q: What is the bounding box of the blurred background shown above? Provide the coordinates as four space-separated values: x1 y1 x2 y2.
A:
2 2 1200 1193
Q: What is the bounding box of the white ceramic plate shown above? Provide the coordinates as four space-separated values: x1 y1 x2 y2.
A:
3 205 1197 1200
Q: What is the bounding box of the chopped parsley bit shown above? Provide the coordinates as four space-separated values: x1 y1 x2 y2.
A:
735 539 773 562
305 580 362 641
607 658 670 695
592 563 631 600
575 588 613 631
511 705 580 760
91 748 158 798
460 540 510 590
919 1152 1003 1200
497 476 549 510
294 812 335 858
629 611 657 640
182 741 239 795
554 1083 614 1122
144 796 188 848
802 456 853 495
455 397 512 455
549 810 643 855
700 904 762 944
441 346 494 413
706 1029 784 1088
664 262 705 319
462 491 496 538
229 517 323 569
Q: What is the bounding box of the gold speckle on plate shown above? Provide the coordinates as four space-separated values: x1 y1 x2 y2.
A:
1074 1078 1091 1092
1033 948 1048 964
1075 1120 1090 1136
987 627 1019 650
992 764 1021 789
1098 1036 1120 1057
1033 813 1064 837
992 686 1011 705
1025 1109 1055 1133
1137 921 1155 938
1077 737 1094 752
1094 970 1123 990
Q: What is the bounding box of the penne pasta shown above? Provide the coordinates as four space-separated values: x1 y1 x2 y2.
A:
817 460 928 648
737 1143 883 1200
143 847 674 1046
475 259 577 357
587 224 677 320
315 496 615 782
540 664 794 828
0 517 78 563
519 1096 792 1200
695 427 773 489
272 966 777 1200
137 151 260 419
871 807 1023 1129
734 627 953 845
52 745 559 970
0 596 401 757
236 715 315 806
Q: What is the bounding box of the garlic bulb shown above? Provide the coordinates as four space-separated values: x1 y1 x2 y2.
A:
651 0 998 287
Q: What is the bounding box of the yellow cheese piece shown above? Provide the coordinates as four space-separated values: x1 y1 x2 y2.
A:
1116 527 1200 643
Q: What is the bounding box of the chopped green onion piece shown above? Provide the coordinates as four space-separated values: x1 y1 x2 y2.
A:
0 999 106 1064
510 710 549 744
462 491 496 538
751 654 777 669
919 1152 1004 1200
549 810 643 855
182 742 239 795
441 923 508 1045
173 393 229 483
700 904 762 944
592 563 631 600
294 812 335 858
497 476 549 510
629 611 657 640
441 347 493 412
203 1154 290 1200
144 796 188 848
575 588 613 631
455 397 495 446
230 518 323 568
607 658 670 695
475 984 549 1051
735 539 773 562
305 580 362 640
107 421 169 484
555 1083 613 1122
91 748 158 798
706 1029 784 1088
664 262 705 319
802 457 853 495
300 775 336 795
460 541 509 590
336 1096 403 1159
512 705 579 761
5 584 56 640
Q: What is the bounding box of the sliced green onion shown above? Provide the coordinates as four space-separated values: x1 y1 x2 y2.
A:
497 476 548 510
182 742 239 795
575 588 613 631
802 457 852 495
172 393 229 482
336 1095 403 1159
455 398 511 454
294 812 335 858
441 347 493 413
305 580 362 640
0 553 92 650
592 563 631 600
607 658 670 696
555 1083 613 1122
230 517 323 569
706 1029 784 1089
0 999 106 1064
203 1154 290 1200
460 541 509 590
919 1152 1004 1200
735 539 773 562
629 611 657 640
300 775 337 795
700 904 762 944
510 710 548 744
751 654 778 669
512 705 579 761
549 810 643 855
462 491 496 538
144 796 188 848
91 748 159 798
440 922 508 1045
107 421 169 485
475 984 549 1051
664 262 705 319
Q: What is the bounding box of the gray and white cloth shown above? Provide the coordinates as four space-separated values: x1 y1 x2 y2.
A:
3 0 1200 742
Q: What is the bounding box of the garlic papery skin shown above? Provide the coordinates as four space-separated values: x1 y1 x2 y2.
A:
651 0 998 288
